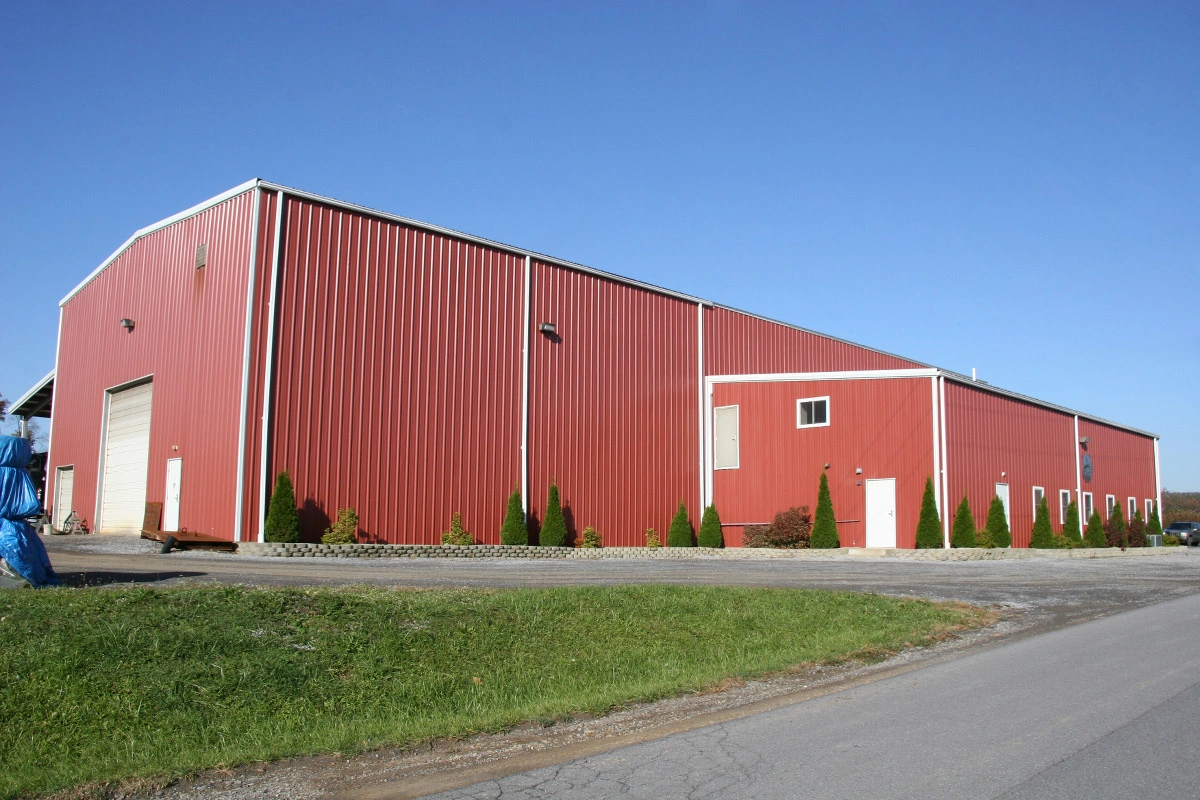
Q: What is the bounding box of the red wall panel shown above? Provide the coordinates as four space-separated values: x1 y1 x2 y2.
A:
711 378 935 548
943 382 1078 547
267 197 524 544
48 189 258 537
527 261 700 547
1077 418 1157 524
704 306 923 375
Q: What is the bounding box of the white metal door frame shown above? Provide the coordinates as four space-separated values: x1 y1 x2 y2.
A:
865 478 897 548
53 465 74 530
163 457 182 532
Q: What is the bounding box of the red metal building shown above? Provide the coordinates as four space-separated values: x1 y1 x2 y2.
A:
34 180 1162 548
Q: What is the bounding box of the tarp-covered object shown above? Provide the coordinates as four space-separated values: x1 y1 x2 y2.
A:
0 519 59 587
0 435 32 469
0 466 40 520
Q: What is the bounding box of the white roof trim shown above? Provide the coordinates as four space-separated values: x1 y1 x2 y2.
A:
10 369 55 413
707 368 1157 439
59 179 261 306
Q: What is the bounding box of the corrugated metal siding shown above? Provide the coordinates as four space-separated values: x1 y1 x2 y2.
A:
711 378 934 548
943 381 1077 547
47 190 258 538
267 198 524 543
528 261 700 547
1077 418 1157 522
704 306 924 375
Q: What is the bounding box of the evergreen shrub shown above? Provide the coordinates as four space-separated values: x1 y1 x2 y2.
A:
441 512 473 545
1055 499 1082 548
576 526 602 548
1148 503 1164 540
321 507 358 544
645 528 661 548
915 477 942 549
667 502 694 547
264 471 300 543
1084 511 1106 548
985 496 1011 548
811 473 840 549
1030 498 1054 549
1104 502 1127 548
1127 508 1146 548
500 487 528 545
698 504 724 548
540 484 567 547
950 496 976 548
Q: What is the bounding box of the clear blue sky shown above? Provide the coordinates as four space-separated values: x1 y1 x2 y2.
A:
2 2 1197 487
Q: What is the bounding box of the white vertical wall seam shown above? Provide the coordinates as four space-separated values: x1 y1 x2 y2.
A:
703 378 715 509
233 186 262 542
1153 438 1162 528
521 255 531 518
257 191 286 542
697 302 705 511
1073 415 1083 536
930 376 944 546
938 375 949 547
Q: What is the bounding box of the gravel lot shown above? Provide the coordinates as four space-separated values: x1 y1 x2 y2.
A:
33 535 1200 800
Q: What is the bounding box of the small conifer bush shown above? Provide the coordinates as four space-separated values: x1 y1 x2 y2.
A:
1084 510 1106 548
500 487 528 545
698 504 724 548
645 528 661 548
441 512 473 546
915 477 942 549
540 484 567 547
667 501 694 547
985 495 1011 548
1104 501 1127 548
975 526 994 549
1030 498 1054 548
1056 499 1082 548
811 473 840 549
264 471 300 543
576 526 602 548
1127 508 1147 548
1148 502 1163 540
321 507 358 544
950 496 976 548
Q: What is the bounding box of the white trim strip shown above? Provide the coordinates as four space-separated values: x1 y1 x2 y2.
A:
697 303 705 512
1074 415 1083 536
938 376 949 548
257 191 286 542
708 368 939 384
10 369 55 413
930 376 943 546
1153 437 1162 529
60 179 261 306
520 255 531 519
233 188 262 542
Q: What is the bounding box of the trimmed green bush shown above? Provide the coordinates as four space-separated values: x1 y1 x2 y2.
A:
1030 498 1053 548
441 512 473 545
698 504 724 548
264 471 300 543
540 484 567 547
1148 502 1163 539
1057 499 1082 548
1084 510 1106 548
915 477 943 549
576 526 602 548
500 487 528 545
950 496 976 548
321 507 358 544
1104 501 1126 548
667 501 694 547
811 473 840 549
985 495 1011 548
645 528 661 548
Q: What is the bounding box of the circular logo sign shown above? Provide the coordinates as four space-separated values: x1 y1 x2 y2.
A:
1082 453 1093 483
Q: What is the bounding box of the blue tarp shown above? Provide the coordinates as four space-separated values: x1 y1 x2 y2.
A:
0 435 59 587
0 436 31 469
0 466 40 520
0 519 59 587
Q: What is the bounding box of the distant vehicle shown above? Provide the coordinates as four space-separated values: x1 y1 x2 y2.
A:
1165 521 1200 546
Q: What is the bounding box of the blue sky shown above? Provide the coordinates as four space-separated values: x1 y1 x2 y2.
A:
2 1 1197 487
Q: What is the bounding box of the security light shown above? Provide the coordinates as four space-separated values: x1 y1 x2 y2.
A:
538 322 557 335
120 318 135 331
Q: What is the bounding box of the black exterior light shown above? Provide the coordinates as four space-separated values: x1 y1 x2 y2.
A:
538 322 557 335
120 318 135 332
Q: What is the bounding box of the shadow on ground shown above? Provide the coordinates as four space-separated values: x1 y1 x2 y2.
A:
57 570 210 587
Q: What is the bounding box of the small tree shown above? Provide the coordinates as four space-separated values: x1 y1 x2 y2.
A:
1084 510 1106 548
576 526 602 548
645 528 661 548
1127 508 1147 548
1030 497 1053 548
264 471 300 543
540 483 567 547
811 473 840 548
698 504 724 548
914 477 942 548
322 507 358 544
950 496 976 548
1059 499 1082 548
985 495 1011 548
1148 502 1163 540
500 486 528 545
441 511 473 545
667 501 694 547
1104 501 1126 548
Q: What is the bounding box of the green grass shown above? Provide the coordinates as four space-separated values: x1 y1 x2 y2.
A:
0 585 982 797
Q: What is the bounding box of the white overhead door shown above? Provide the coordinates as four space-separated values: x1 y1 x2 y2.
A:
99 382 153 534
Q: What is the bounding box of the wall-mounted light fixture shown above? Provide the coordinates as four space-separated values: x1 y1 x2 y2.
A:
1079 437 1090 445
855 467 863 474
538 322 557 335
823 462 830 469
120 318 135 332
1001 471 1007 478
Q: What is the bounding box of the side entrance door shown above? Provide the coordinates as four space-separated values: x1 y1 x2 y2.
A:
865 478 897 548
163 458 182 532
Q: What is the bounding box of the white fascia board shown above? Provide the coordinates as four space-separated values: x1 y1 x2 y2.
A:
10 369 56 413
59 179 261 306
707 368 939 386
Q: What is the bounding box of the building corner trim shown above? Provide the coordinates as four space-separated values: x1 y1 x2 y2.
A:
257 190 286 543
233 187 263 542
521 256 531 519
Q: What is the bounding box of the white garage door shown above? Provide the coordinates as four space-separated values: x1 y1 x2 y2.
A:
99 382 153 534
54 466 74 530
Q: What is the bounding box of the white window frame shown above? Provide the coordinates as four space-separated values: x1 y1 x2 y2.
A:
1105 494 1116 520
1032 486 1045 517
713 404 740 471
1059 489 1071 525
1083 492 1093 521
1128 497 1137 520
796 396 831 429
1145 498 1153 520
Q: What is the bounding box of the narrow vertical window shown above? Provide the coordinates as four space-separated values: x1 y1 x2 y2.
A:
1060 490 1071 525
1146 498 1153 520
1128 497 1136 520
1106 495 1116 520
1083 492 1093 521
1032 486 1045 517
796 396 830 428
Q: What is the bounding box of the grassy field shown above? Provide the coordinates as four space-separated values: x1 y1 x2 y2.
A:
0 585 983 798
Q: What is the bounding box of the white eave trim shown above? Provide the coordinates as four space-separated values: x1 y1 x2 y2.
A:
59 179 261 306
10 369 55 412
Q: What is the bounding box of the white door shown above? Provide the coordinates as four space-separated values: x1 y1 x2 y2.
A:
995 483 1010 528
98 382 154 534
54 467 74 530
865 478 897 548
713 405 739 469
163 458 182 532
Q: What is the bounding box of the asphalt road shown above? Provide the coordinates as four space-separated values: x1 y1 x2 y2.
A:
417 592 1200 800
